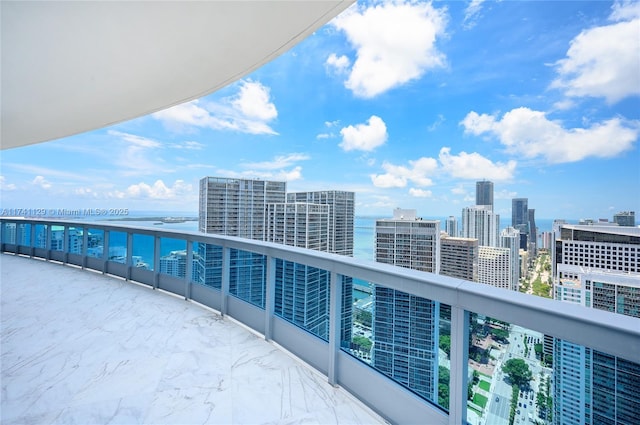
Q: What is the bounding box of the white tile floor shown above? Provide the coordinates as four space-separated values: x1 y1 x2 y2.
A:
1 254 386 425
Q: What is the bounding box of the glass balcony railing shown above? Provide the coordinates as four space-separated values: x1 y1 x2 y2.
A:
1 218 638 425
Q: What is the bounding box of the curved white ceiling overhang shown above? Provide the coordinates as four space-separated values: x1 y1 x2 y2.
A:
0 1 354 150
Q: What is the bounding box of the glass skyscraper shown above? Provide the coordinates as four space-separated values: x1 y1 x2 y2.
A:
475 180 494 211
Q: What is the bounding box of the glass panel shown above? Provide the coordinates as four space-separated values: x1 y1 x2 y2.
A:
1 222 17 244
50 225 64 251
34 224 48 248
87 228 104 258
229 248 266 308
159 237 186 278
274 259 332 341
341 279 448 411
17 223 31 246
193 242 222 289
132 233 153 270
108 230 127 263
466 315 552 425
66 226 83 254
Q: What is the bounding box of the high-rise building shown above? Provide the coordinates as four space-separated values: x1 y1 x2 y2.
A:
199 177 287 237
512 198 528 227
375 209 440 273
281 190 354 345
461 205 500 247
500 226 520 291
198 177 287 306
528 208 537 256
286 191 355 256
445 215 458 237
198 178 354 343
440 236 478 282
266 203 330 251
553 224 640 425
478 246 512 290
373 209 440 402
475 180 494 211
614 211 636 227
512 198 529 251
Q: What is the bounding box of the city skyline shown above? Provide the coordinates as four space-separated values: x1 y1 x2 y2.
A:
2 1 639 220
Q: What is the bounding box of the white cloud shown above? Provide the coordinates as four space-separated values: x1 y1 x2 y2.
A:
231 80 277 121
331 1 447 98
428 114 445 132
242 153 310 170
325 53 351 74
551 3 640 103
370 157 438 188
409 188 432 198
32 175 52 190
168 141 205 150
107 130 161 148
495 189 518 200
451 185 467 196
340 115 388 151
463 0 486 29
438 147 517 180
316 133 332 139
0 176 17 191
153 80 278 135
118 180 193 200
461 107 639 163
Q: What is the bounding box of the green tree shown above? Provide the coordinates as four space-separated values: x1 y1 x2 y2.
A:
438 366 450 407
352 335 372 352
502 358 533 388
491 327 509 343
439 335 451 357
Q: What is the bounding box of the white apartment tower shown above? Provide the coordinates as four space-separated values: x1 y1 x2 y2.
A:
500 226 520 291
373 208 441 403
286 191 355 256
199 177 287 237
478 246 512 290
461 205 499 247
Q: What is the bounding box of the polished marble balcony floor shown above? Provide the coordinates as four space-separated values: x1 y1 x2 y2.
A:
0 254 385 425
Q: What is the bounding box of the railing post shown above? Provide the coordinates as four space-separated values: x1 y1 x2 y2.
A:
449 306 470 425
185 240 193 300
82 225 88 269
46 224 52 261
30 222 36 257
102 229 110 274
221 246 230 316
62 225 68 264
153 235 161 289
328 271 342 386
126 232 133 281
264 255 276 341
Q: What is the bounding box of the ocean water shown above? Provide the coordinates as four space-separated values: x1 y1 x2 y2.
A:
76 213 566 268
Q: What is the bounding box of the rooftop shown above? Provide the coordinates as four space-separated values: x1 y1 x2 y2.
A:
0 254 385 425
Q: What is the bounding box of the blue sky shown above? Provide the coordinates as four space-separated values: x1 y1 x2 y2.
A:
2 0 639 221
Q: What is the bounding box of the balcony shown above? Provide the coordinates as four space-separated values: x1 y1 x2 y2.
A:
1 218 639 425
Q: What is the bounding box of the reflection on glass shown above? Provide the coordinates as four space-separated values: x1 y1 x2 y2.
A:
159 237 187 278
194 242 222 289
132 234 153 270
34 224 48 248
17 223 31 246
274 260 331 341
1 222 17 244
108 231 127 263
86 229 104 258
466 314 551 425
66 226 82 254
342 279 449 411
229 249 266 308
50 225 64 251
